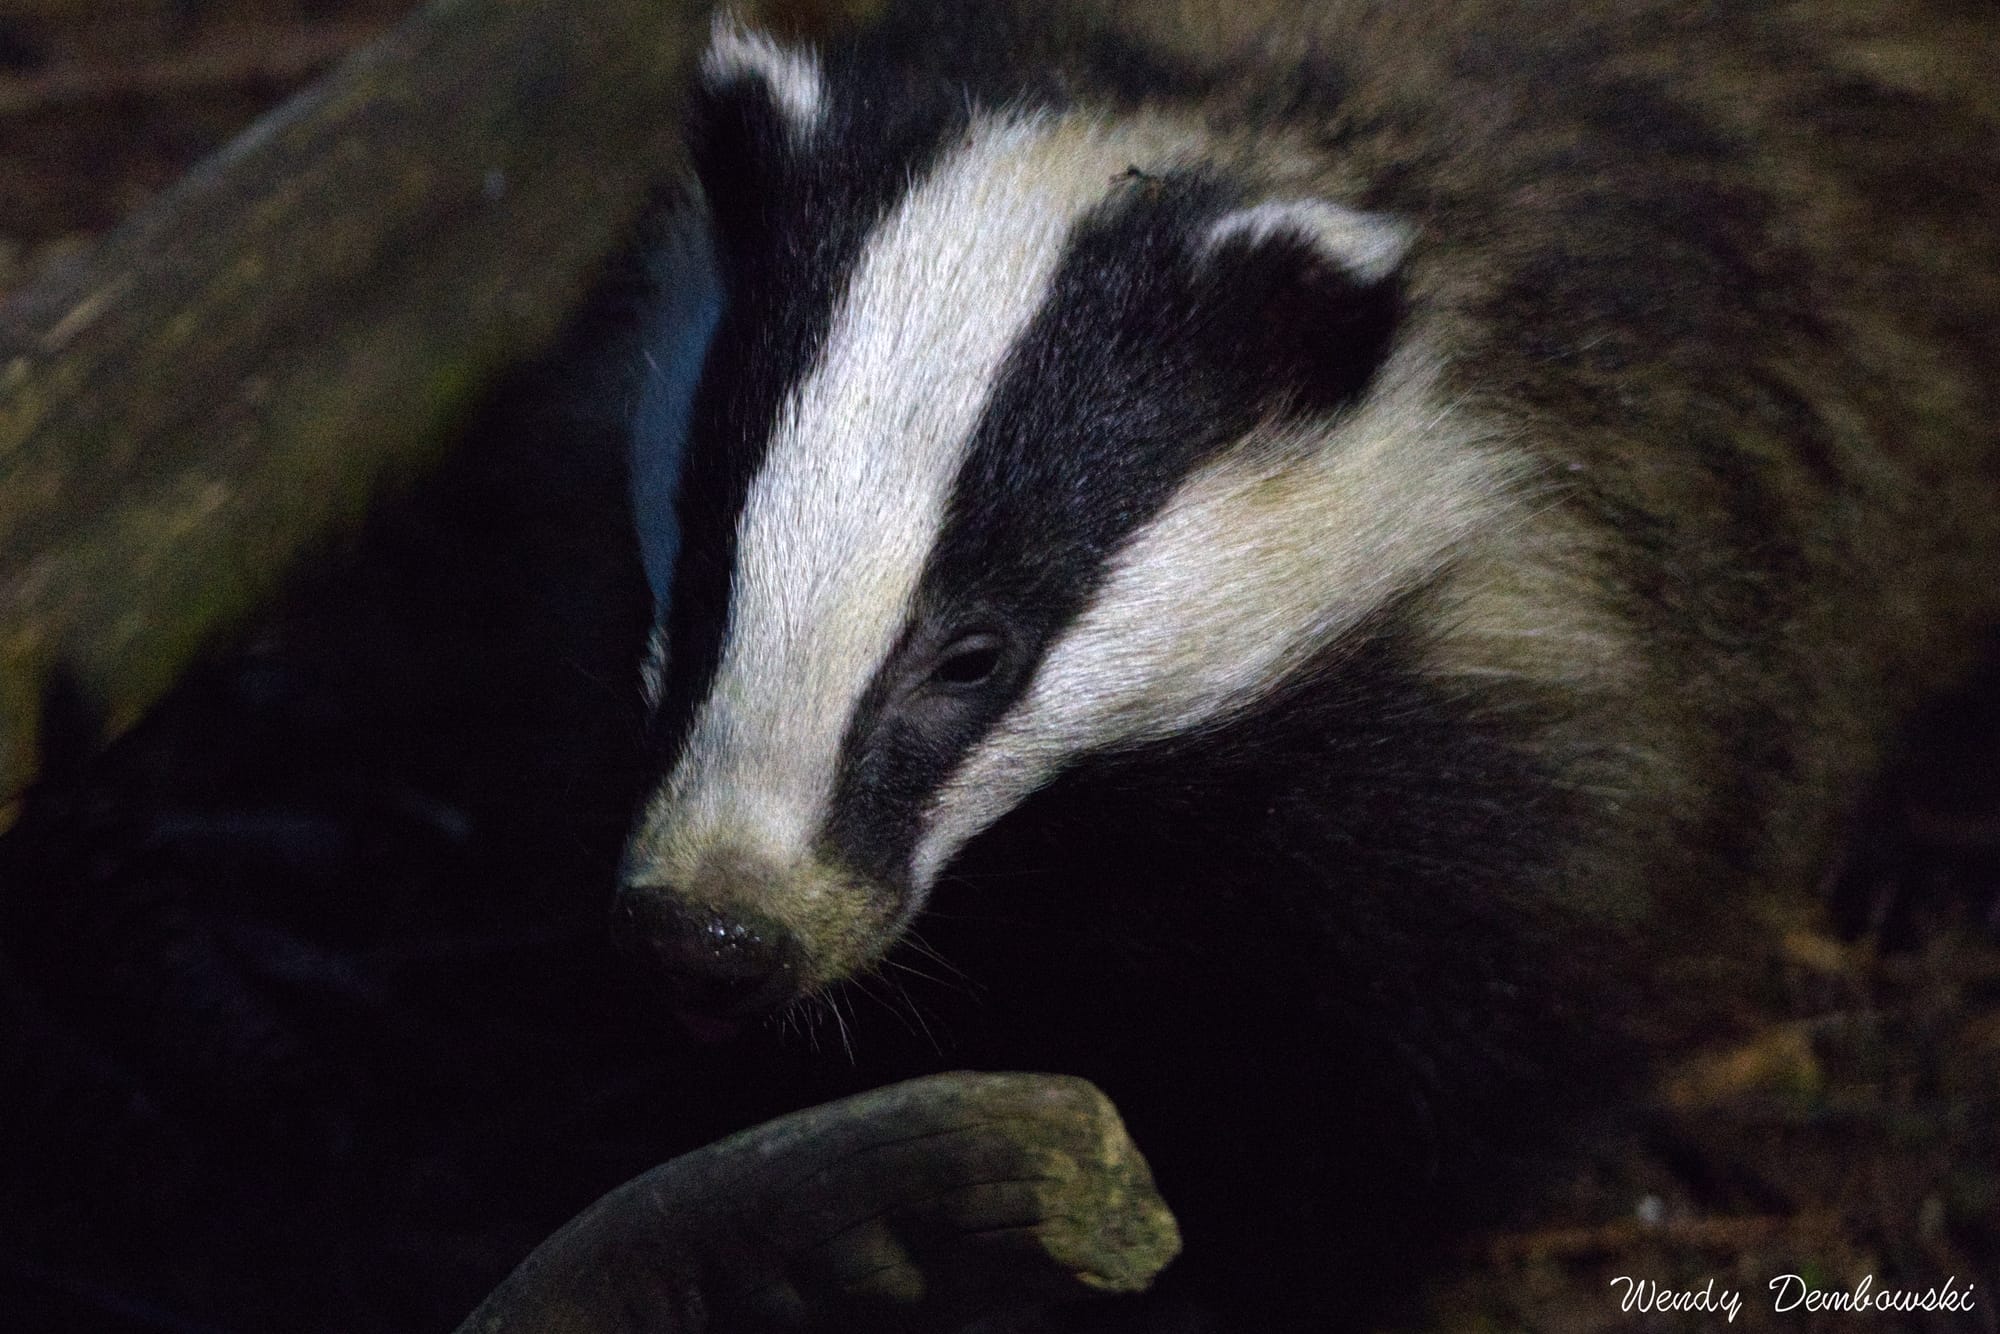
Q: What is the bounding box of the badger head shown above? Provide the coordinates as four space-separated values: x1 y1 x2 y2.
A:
616 18 1506 1026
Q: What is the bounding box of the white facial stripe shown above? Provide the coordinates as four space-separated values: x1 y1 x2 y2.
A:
914 355 1523 885
1205 199 1413 284
646 111 1205 873
703 14 826 139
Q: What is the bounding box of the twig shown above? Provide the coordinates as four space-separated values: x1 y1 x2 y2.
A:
0 22 390 117
1481 1211 1844 1266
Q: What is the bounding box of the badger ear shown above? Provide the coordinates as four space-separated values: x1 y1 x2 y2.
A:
1205 199 1413 284
698 12 827 144
1197 198 1412 416
689 15 825 265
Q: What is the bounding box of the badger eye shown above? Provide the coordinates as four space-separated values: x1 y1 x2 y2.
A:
928 632 1005 689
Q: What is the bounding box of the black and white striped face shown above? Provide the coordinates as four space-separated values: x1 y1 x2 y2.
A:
617 20 1511 1017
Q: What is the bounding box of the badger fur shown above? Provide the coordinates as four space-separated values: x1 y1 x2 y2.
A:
615 1 2000 1322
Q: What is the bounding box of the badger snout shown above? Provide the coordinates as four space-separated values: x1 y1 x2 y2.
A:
615 827 907 1029
613 886 802 1021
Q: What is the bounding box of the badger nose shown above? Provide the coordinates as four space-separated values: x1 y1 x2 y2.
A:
613 889 799 1018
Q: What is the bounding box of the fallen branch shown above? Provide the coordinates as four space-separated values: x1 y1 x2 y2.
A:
456 1072 1182 1333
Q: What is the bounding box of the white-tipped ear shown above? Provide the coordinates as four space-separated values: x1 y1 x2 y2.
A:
702 11 827 140
1205 199 1413 285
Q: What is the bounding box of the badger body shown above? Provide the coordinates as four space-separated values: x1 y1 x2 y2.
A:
616 1 2000 1321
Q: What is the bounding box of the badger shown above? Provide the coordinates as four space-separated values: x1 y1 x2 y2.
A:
612 1 2000 1323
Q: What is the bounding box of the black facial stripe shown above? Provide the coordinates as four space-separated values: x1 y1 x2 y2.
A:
814 174 1251 875
648 66 974 767
931 174 1402 659
940 172 1251 601
820 171 1404 882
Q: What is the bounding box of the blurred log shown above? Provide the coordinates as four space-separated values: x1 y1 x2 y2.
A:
0 20 392 116
0 0 713 822
456 1071 1182 1334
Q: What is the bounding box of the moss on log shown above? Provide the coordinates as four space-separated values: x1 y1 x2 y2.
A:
0 0 713 821
456 1071 1182 1334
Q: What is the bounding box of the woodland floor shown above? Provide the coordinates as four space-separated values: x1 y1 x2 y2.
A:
1 4 1995 1333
